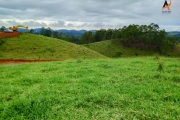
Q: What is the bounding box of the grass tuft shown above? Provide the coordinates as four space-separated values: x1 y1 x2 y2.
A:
157 60 164 72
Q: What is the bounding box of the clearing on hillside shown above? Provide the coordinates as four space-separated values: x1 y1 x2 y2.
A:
0 34 106 61
0 32 21 39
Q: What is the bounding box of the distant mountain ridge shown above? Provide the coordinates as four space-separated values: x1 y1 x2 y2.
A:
18 28 179 35
17 28 96 37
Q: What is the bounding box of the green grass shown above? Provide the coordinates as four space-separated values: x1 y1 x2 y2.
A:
84 40 180 58
0 34 106 60
0 57 180 119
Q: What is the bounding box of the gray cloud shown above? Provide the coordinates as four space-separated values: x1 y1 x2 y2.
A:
22 21 47 27
93 22 105 28
67 23 74 27
0 20 48 28
50 20 65 28
0 0 179 31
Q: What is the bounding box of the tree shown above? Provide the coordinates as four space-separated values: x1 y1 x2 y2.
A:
80 31 94 44
40 27 46 35
112 28 121 39
40 27 52 37
69 36 80 44
45 27 52 37
0 26 6 32
105 29 113 40
29 29 34 34
52 31 59 38
94 29 106 42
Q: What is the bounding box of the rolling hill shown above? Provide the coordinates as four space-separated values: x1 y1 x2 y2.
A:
0 33 106 60
83 40 180 58
0 33 179 61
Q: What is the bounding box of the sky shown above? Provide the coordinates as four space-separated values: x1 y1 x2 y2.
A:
0 0 180 31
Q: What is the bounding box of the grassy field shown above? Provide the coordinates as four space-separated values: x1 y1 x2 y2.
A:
0 57 180 119
0 34 106 60
84 40 180 58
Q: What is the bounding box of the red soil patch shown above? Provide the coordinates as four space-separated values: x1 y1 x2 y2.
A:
0 59 52 64
0 32 21 39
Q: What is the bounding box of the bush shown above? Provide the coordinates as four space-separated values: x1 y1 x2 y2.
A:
113 51 123 58
157 60 164 72
0 37 6 45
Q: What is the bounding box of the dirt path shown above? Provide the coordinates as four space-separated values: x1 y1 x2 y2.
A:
0 59 53 64
0 32 21 39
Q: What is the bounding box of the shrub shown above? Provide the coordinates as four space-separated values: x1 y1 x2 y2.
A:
0 37 6 45
113 51 123 58
157 60 164 72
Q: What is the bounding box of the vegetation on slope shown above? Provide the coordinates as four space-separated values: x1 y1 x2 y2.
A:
164 43 180 56
84 40 158 58
0 57 180 119
0 34 106 60
84 40 180 58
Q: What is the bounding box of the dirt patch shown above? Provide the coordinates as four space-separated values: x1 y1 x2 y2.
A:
0 59 53 64
0 32 21 39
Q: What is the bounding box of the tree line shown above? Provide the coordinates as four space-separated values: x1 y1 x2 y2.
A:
30 27 80 44
80 23 178 54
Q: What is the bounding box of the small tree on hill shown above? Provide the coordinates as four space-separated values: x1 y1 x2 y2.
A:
29 29 34 34
0 26 6 32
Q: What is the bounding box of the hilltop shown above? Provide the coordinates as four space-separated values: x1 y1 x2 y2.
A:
0 34 106 60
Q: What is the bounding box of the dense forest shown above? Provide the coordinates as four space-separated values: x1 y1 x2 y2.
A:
80 23 179 54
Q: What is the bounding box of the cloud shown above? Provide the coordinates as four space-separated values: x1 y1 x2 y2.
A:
0 0 179 31
160 25 180 31
0 20 48 28
50 20 65 28
67 23 74 27
93 22 105 28
22 21 47 27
